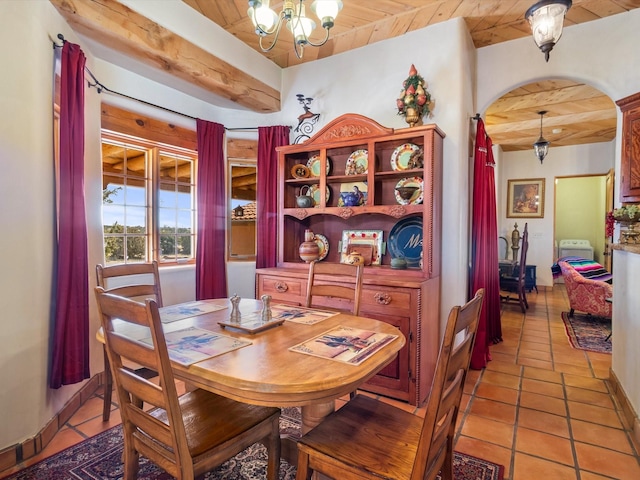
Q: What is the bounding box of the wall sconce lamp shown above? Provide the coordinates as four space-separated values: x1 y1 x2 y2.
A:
525 0 572 62
247 0 343 59
533 111 550 164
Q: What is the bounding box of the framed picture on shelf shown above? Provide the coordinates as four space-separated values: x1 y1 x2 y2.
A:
340 230 383 265
506 178 545 218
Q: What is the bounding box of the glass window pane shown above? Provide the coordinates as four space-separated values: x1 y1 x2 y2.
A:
159 208 177 233
126 236 147 262
103 181 125 205
160 234 176 260
177 185 192 209
124 147 146 177
159 154 176 182
104 237 124 264
177 210 192 231
159 183 177 208
229 163 257 260
177 235 192 258
103 205 125 233
177 158 192 183
125 183 146 206
125 206 146 233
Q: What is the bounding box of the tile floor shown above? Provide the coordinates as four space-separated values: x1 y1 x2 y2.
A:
2 285 639 479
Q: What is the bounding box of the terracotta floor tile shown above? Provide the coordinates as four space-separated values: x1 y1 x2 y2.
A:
567 401 623 428
474 382 519 405
520 341 551 353
489 351 517 364
518 407 570 438
485 359 522 376
520 391 567 416
67 396 105 426
574 442 640 478
460 414 514 449
517 356 553 370
468 397 517 424
562 374 609 393
523 366 563 383
480 370 521 390
515 426 575 466
554 362 593 376
553 352 590 367
513 452 578 480
519 348 553 362
565 385 614 409
521 377 565 398
570 418 635 455
579 471 615 480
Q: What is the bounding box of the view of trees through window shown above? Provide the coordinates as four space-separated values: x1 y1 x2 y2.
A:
101 134 196 265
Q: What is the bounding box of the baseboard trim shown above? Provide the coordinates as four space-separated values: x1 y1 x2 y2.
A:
0 373 103 472
609 368 640 452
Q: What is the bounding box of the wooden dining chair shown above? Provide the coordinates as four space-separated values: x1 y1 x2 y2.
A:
305 261 364 316
94 287 281 480
500 223 529 313
295 288 485 480
96 262 163 421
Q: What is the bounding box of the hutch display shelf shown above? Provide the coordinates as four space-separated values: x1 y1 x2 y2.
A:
256 113 444 406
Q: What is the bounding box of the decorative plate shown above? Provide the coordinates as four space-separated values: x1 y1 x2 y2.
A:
388 217 423 267
394 177 424 205
314 234 329 261
308 184 330 207
291 164 309 179
345 149 368 175
307 154 330 177
337 182 367 207
390 143 420 171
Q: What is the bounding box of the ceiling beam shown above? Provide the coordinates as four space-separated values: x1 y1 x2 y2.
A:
51 0 280 113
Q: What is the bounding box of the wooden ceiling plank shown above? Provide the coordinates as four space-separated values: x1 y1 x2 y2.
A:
51 0 280 113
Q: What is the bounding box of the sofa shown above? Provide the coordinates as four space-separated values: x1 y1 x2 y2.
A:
559 261 613 318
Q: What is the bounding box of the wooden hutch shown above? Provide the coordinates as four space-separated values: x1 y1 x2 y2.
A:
256 113 444 406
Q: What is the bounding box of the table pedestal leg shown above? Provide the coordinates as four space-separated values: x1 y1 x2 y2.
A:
301 402 335 434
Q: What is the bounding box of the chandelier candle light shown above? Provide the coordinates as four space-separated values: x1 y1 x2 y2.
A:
525 0 572 62
248 0 343 59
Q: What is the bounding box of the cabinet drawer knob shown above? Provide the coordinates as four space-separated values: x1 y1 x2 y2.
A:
275 282 288 293
374 292 392 305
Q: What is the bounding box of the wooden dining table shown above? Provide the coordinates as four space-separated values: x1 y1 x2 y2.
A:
96 297 405 465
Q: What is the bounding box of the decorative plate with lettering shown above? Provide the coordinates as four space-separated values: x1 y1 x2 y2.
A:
388 217 423 267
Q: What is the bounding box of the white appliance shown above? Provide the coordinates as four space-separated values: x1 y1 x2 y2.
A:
558 239 594 260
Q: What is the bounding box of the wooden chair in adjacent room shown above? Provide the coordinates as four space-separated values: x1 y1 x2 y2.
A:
95 288 281 480
295 288 485 480
305 261 364 315
96 261 163 421
500 222 529 313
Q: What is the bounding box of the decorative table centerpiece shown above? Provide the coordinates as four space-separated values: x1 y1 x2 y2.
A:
612 204 640 243
396 64 431 127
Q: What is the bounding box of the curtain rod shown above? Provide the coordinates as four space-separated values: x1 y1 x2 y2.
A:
54 34 259 132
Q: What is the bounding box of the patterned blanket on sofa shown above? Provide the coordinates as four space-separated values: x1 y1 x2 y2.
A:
551 256 613 283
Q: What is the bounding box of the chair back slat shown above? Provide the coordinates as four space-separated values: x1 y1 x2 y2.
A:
305 261 364 315
96 261 163 307
411 289 484 480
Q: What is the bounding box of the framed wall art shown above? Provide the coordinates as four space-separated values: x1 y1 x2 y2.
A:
506 178 545 218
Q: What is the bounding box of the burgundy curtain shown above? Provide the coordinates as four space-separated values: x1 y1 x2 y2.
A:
50 42 90 388
470 118 502 370
196 119 227 299
256 126 290 269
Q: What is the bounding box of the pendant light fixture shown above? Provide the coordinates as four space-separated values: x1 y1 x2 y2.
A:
533 111 550 164
525 0 572 62
247 0 343 59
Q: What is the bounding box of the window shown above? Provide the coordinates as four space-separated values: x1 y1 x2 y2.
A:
228 161 257 260
101 132 196 265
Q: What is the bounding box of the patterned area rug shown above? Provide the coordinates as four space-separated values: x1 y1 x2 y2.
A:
562 311 612 353
3 406 503 480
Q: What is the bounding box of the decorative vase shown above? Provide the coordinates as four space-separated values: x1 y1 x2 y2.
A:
299 229 320 263
404 107 422 128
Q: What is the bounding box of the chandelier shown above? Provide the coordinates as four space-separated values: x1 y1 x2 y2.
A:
533 111 550 164
525 0 572 62
247 0 343 59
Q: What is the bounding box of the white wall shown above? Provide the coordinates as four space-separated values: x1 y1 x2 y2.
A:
498 142 614 286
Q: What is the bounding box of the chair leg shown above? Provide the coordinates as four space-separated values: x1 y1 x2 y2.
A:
569 308 575 317
102 346 112 422
295 449 313 480
265 418 281 480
